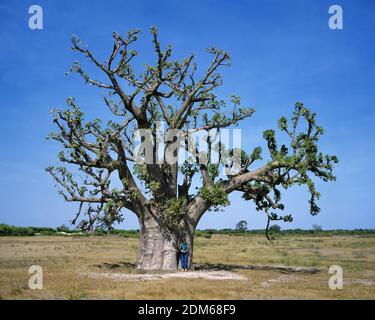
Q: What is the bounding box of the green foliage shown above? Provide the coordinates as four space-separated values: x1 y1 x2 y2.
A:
160 198 187 227
277 116 288 131
180 160 199 176
240 102 339 234
56 224 71 232
208 164 219 180
263 129 277 159
200 183 230 211
109 229 139 238
0 224 35 236
250 146 262 163
235 220 248 231
2 223 375 238
201 104 255 129
103 199 123 225
133 165 161 196
0 223 140 237
133 164 149 182
269 224 281 233
149 181 161 193
0 224 69 236
47 27 338 237
195 228 375 237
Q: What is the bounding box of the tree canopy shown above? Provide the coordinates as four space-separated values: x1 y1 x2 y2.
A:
47 27 338 235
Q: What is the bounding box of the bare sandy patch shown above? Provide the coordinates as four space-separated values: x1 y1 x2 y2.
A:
260 274 301 288
79 270 247 281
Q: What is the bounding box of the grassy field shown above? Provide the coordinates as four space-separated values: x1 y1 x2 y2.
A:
0 234 374 299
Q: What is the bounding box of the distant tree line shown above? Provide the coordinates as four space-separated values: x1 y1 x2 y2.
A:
1 223 374 237
0 223 138 237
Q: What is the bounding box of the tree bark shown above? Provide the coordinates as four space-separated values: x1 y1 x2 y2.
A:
135 210 197 271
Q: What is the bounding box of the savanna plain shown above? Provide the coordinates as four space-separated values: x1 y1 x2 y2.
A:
1 234 374 299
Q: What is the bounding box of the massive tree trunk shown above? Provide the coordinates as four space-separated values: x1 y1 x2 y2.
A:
136 210 197 271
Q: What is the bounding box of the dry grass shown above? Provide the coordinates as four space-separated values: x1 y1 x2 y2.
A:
0 234 374 299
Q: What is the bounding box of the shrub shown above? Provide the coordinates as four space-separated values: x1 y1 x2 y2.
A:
312 224 322 232
56 224 71 233
269 224 281 233
0 224 35 236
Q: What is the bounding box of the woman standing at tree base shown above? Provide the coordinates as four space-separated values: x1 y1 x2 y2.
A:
179 237 190 271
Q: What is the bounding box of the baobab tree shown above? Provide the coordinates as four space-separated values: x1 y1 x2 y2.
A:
47 27 338 270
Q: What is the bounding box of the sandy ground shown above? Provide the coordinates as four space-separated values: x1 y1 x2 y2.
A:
80 270 247 281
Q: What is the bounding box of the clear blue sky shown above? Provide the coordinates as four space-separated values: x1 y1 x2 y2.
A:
0 0 374 230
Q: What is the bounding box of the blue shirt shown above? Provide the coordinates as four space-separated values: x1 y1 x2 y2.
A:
180 242 188 252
